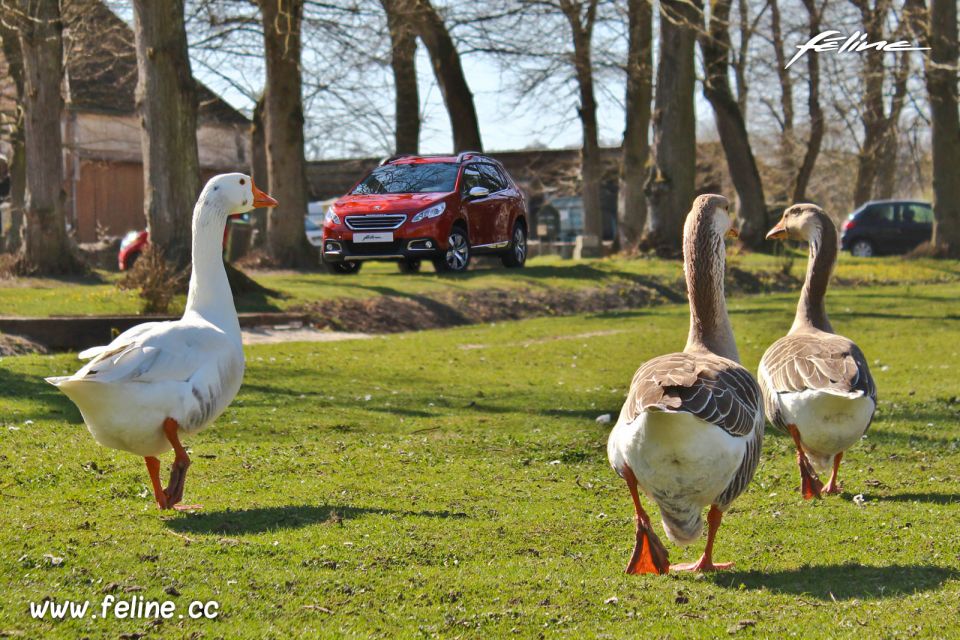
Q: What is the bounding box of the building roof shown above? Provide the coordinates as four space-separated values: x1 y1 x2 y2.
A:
62 0 248 125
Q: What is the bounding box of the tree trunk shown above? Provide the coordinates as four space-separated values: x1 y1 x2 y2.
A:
616 0 652 252
132 0 200 272
792 0 824 202
561 0 602 243
643 0 700 253
12 0 82 274
409 0 482 152
381 0 420 154
250 94 268 248
699 0 766 248
0 18 24 254
851 0 910 208
925 0 960 254
259 0 313 267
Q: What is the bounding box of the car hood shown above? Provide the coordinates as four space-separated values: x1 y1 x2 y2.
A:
334 193 450 215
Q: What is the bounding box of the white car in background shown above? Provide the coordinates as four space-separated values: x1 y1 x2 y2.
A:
305 199 336 248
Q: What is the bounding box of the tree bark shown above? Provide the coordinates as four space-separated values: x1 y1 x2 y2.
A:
699 0 767 248
132 0 200 272
560 0 602 243
924 0 960 254
792 0 824 202
9 0 82 274
643 0 701 253
616 0 652 252
408 0 482 152
381 0 420 154
259 0 313 267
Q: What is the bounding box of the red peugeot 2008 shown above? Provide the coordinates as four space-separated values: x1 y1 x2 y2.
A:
320 152 528 274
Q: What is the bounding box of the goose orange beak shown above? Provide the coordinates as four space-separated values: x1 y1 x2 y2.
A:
725 227 739 239
766 219 788 240
252 181 279 208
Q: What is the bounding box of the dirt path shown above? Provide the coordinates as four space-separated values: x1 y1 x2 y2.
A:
242 325 371 345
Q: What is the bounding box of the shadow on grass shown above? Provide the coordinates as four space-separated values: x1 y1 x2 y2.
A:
166 503 468 535
711 563 957 599
0 364 79 421
878 492 960 505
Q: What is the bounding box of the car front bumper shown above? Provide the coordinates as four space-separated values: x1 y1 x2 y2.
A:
321 236 443 263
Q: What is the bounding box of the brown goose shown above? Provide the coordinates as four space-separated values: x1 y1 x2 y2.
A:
759 204 876 499
607 195 764 574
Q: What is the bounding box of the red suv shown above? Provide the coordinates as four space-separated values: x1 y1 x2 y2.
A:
321 152 528 274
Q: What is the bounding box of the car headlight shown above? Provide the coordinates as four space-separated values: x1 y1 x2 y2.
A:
324 207 341 226
412 202 446 223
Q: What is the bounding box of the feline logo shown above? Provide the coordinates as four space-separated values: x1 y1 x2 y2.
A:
786 30 929 70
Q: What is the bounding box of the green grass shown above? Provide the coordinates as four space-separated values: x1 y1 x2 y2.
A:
2 253 959 317
1 279 958 637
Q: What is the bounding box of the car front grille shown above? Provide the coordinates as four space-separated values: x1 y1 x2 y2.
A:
346 240 404 255
345 214 406 231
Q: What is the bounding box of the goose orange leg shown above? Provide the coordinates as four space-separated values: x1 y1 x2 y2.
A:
787 424 822 499
622 465 670 575
823 452 843 495
670 505 733 572
144 456 167 509
162 418 200 510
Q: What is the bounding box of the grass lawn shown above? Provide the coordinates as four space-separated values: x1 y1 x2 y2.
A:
1 253 959 317
1 280 959 637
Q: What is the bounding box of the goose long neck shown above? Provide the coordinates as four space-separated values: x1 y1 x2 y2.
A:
683 216 739 362
792 219 836 334
184 201 240 340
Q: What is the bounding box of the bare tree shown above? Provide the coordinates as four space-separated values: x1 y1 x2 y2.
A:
132 0 201 271
559 0 602 247
644 0 701 252
407 0 481 152
258 0 312 267
380 0 420 154
615 0 651 252
921 0 960 254
792 0 824 202
2 0 82 274
849 0 911 207
700 0 766 247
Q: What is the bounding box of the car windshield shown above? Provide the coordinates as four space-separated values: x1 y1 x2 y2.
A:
352 163 459 195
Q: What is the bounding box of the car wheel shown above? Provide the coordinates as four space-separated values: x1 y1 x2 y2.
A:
433 226 470 273
501 222 527 268
850 239 875 257
324 260 362 275
398 258 422 274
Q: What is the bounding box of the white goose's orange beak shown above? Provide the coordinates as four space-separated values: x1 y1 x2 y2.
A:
766 218 788 240
252 181 278 208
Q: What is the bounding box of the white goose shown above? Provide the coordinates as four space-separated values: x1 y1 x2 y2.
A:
608 195 764 574
759 204 876 499
46 173 277 509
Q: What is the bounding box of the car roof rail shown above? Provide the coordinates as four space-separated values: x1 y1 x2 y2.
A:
456 150 483 163
379 154 411 166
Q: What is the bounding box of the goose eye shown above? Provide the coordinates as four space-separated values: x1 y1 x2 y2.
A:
239 178 246 185
242 199 247 206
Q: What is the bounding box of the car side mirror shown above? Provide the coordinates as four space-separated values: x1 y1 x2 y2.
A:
468 186 490 199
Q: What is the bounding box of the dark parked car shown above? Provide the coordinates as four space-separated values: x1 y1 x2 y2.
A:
841 200 933 257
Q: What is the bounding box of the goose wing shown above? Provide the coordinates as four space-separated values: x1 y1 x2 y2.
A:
759 332 876 429
624 351 762 439
69 322 238 385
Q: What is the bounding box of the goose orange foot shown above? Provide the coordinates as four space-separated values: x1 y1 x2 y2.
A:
623 465 670 575
787 424 822 499
823 452 843 495
670 505 733 573
159 418 201 510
